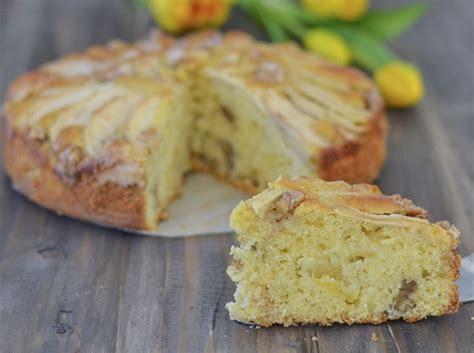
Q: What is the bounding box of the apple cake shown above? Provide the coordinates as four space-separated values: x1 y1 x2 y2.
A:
227 176 460 326
3 30 387 230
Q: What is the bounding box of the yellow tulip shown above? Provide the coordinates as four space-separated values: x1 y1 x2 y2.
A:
149 0 232 33
209 0 233 26
374 61 424 108
301 0 340 17
302 0 369 21
303 29 352 65
335 0 370 21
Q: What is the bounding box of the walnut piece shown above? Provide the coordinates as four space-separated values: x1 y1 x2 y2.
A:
274 190 306 215
394 280 418 311
251 189 305 219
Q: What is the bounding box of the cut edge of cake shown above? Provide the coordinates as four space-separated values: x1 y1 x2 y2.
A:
226 176 460 327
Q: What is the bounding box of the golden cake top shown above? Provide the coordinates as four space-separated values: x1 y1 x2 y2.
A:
3 31 183 186
249 176 459 240
203 32 382 151
40 30 175 80
151 30 383 161
3 30 385 186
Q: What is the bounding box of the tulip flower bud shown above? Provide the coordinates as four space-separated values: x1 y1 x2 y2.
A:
301 0 339 18
375 61 424 108
150 0 232 33
304 29 352 65
302 0 369 21
335 0 370 21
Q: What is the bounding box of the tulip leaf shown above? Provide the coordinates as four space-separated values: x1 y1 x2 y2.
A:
357 3 428 40
240 0 289 42
256 0 308 38
330 24 398 72
262 0 329 26
257 7 291 42
239 0 261 24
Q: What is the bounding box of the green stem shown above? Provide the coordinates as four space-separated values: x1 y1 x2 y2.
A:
255 5 290 42
330 23 398 71
263 0 330 26
258 0 308 38
239 0 262 25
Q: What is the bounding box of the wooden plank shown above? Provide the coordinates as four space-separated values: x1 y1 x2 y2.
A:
0 0 472 352
377 0 474 256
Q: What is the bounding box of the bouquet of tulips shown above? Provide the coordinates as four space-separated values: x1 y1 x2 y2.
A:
141 0 427 108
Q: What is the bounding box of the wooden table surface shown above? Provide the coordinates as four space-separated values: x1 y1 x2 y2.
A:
0 0 473 352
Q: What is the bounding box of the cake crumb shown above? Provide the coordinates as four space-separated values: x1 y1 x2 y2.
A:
312 336 318 342
371 333 378 342
471 316 474 320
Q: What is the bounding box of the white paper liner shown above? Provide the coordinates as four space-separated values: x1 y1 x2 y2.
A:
137 173 246 237
459 253 474 303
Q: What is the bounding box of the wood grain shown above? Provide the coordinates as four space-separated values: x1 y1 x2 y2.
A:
0 0 473 352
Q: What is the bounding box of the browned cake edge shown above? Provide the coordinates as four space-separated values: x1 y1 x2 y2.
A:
318 102 388 185
3 128 168 230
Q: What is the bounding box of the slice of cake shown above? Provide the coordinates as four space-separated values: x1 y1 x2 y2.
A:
226 176 460 326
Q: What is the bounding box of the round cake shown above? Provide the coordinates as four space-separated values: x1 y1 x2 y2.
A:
2 30 388 230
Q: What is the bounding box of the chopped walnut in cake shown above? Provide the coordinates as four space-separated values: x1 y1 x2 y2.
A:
394 280 418 312
251 188 305 219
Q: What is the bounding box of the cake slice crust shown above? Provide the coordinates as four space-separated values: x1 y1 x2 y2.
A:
227 176 460 327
